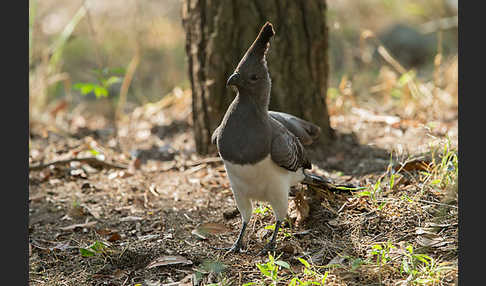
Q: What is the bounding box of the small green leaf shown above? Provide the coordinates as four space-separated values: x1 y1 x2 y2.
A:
430 179 441 185
414 278 435 284
372 244 383 250
356 190 372 197
73 83 95 95
413 254 431 265
79 248 95 257
398 70 416 87
373 178 382 192
298 257 311 269
275 260 290 269
94 86 108 98
256 263 272 277
406 245 414 254
377 201 387 210
89 241 106 252
389 173 396 189
103 76 121 88
265 224 275 231
321 271 329 284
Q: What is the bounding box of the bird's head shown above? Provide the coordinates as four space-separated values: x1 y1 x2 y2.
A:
227 22 275 98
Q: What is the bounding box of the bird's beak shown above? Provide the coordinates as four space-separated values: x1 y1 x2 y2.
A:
226 72 240 87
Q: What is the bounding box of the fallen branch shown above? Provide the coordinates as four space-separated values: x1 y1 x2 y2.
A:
187 156 222 167
29 157 127 171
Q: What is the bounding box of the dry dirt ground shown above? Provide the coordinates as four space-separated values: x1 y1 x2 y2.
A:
29 84 458 285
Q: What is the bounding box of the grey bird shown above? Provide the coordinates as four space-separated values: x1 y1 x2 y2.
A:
212 22 335 254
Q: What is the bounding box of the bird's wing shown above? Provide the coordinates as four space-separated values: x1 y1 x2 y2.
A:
211 125 221 145
269 111 321 146
270 117 312 171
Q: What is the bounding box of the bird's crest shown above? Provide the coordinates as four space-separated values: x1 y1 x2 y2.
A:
243 21 275 62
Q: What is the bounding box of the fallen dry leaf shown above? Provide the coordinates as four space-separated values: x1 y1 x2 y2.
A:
95 228 114 236
192 223 230 240
394 159 433 172
146 255 193 269
416 233 451 248
107 232 122 242
289 190 309 226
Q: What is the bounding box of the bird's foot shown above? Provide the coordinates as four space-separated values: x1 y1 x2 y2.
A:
212 243 244 255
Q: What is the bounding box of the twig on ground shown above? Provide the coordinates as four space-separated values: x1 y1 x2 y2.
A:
187 156 222 166
29 157 127 171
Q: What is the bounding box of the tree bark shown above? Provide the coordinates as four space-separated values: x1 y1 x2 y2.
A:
182 0 333 158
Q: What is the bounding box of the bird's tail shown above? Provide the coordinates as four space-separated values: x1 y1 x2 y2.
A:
302 172 359 193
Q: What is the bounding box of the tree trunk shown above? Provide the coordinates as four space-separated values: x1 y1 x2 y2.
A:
182 0 333 159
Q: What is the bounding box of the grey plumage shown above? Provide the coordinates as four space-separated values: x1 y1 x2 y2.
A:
269 117 311 171
268 111 321 146
212 22 327 254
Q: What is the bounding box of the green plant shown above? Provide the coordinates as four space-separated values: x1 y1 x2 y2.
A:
417 138 458 200
79 240 108 257
368 241 396 283
432 138 458 189
390 70 417 100
73 68 124 99
255 253 290 285
253 204 270 216
370 241 396 267
288 257 330 286
400 244 453 284
264 223 292 238
355 177 383 207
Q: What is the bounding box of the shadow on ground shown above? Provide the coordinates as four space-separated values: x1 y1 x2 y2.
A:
309 130 391 177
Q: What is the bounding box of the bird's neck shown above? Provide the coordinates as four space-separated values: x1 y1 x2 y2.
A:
237 89 270 115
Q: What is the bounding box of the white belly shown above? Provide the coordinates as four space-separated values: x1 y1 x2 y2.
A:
223 155 305 202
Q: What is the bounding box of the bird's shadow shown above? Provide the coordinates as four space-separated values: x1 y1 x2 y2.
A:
308 130 391 177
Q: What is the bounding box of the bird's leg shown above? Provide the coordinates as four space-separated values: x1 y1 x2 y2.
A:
228 221 247 252
213 221 247 253
259 220 282 255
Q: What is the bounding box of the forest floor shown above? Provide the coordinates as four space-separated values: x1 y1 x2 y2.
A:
29 75 458 285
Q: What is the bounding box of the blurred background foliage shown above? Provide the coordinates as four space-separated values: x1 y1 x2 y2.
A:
29 0 457 126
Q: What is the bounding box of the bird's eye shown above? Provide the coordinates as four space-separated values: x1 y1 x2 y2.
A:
250 75 258 81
